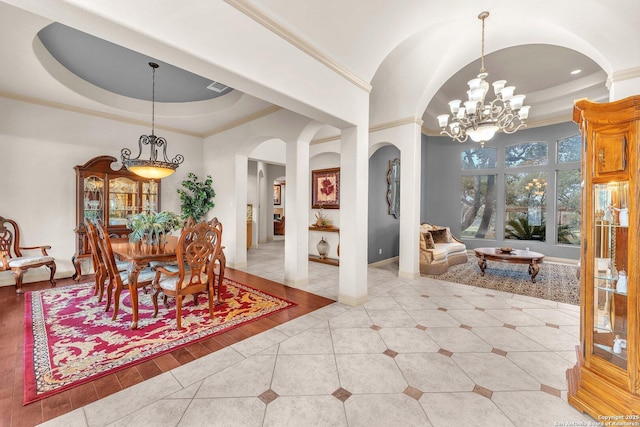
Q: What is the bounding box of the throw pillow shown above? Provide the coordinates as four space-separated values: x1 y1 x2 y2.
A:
430 228 449 244
422 232 435 249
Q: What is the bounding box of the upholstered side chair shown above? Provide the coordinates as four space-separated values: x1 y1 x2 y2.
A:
0 216 56 293
85 220 128 303
95 222 155 320
152 220 222 329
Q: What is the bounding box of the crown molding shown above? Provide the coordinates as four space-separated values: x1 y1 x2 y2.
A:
204 105 283 137
0 90 284 139
606 66 640 89
310 135 340 145
225 0 371 93
0 90 203 138
311 117 423 144
370 116 423 133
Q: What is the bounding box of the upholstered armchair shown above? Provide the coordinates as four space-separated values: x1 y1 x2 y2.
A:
0 216 56 293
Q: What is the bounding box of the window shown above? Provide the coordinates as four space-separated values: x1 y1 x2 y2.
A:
556 170 581 245
458 134 580 248
461 147 498 169
557 135 581 163
505 142 548 167
505 172 547 242
460 175 497 239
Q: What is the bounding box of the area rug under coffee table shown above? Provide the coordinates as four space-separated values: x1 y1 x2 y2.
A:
23 278 296 404
425 257 579 305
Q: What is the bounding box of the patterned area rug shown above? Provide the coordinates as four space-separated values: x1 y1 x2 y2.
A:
23 278 296 404
426 257 579 305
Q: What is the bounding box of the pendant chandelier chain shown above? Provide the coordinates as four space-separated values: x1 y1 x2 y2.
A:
150 62 158 136
480 13 486 73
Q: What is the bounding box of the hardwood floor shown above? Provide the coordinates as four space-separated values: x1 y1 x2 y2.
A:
0 270 335 427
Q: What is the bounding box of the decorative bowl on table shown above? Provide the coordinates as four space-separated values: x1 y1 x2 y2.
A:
499 247 513 254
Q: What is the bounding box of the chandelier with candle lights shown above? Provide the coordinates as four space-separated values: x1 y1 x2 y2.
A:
437 12 530 148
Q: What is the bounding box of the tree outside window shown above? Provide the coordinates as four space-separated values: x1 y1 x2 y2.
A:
460 148 498 239
505 172 547 242
461 175 497 239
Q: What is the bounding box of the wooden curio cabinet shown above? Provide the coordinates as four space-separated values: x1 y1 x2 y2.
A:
72 155 161 279
567 96 640 418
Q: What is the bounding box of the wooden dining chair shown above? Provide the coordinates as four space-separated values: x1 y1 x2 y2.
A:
0 216 56 293
84 220 107 300
152 220 222 329
85 220 128 302
209 217 226 303
95 222 155 321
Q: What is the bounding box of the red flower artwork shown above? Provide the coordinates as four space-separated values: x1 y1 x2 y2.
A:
320 177 335 196
312 168 340 209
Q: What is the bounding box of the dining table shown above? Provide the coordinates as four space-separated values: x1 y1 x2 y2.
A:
110 236 179 329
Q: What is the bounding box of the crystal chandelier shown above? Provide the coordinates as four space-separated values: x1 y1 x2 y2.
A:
121 62 184 179
525 178 547 196
437 11 530 148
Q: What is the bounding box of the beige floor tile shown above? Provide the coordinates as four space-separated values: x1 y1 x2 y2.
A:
396 353 476 392
491 391 593 425
264 396 348 427
335 354 408 394
515 325 580 351
278 324 334 355
331 327 387 354
471 326 547 352
506 351 576 391
426 327 493 353
195 355 276 398
272 354 340 395
345 394 432 426
179 397 265 427
378 327 440 353
420 392 515 427
452 353 540 392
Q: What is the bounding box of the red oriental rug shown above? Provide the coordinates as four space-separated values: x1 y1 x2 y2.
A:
23 278 296 404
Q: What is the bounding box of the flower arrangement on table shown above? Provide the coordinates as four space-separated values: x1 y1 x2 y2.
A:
127 210 182 244
314 208 333 228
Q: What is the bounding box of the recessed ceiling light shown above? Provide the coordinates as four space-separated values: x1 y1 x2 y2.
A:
570 69 582 75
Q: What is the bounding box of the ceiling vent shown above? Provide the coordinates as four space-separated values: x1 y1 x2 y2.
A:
207 81 229 93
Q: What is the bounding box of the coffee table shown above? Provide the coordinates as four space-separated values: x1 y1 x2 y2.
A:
473 247 545 283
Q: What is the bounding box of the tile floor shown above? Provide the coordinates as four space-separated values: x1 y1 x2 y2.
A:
40 240 594 426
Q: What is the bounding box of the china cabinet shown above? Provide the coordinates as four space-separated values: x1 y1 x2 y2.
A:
72 155 161 279
567 96 640 417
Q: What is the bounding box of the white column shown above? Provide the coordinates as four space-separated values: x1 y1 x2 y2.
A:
397 122 422 279
284 138 310 287
339 121 369 306
230 154 248 269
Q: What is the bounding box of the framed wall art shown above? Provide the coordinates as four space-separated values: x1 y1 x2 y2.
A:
273 184 281 205
311 167 340 209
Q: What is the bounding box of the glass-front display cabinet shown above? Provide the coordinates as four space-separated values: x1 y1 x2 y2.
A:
72 155 161 279
567 96 640 418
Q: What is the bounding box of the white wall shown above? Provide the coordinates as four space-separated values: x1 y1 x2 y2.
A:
0 97 203 286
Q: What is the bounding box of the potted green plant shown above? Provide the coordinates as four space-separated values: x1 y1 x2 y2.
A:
177 173 216 222
127 210 182 243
